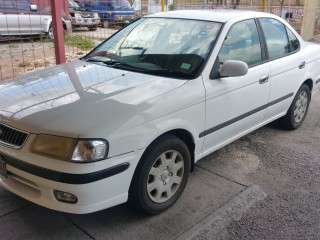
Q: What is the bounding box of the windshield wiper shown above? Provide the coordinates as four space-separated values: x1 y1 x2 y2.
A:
84 58 145 70
84 58 194 78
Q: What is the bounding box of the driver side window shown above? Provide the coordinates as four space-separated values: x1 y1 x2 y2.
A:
218 19 262 68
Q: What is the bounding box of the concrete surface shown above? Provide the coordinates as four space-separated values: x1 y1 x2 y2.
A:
0 166 262 239
1 91 320 239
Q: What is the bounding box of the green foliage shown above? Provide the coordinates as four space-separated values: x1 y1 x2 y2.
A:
64 36 94 50
169 2 176 11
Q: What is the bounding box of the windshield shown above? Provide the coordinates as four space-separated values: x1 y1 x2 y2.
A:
84 18 222 79
114 0 131 8
69 0 80 8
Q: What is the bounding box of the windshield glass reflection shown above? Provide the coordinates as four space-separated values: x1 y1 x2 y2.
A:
84 18 222 79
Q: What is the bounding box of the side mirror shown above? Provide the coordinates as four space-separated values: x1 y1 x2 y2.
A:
220 60 248 78
30 4 38 11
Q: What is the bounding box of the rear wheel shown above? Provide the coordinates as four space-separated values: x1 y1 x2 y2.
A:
102 21 109 28
129 135 191 214
280 84 311 130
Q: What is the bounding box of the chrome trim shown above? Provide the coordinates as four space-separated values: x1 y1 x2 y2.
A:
0 122 29 149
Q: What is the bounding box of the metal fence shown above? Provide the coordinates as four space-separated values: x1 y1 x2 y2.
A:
0 0 319 82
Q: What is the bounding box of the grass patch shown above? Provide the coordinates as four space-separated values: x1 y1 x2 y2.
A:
9 43 19 48
64 36 94 50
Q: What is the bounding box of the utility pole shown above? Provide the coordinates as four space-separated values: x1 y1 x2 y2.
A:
263 0 267 12
50 0 66 64
300 0 317 40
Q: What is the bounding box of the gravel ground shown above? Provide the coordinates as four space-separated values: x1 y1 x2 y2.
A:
0 27 116 81
220 91 320 239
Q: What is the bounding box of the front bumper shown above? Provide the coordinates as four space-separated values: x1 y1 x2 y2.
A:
0 144 143 214
71 17 100 26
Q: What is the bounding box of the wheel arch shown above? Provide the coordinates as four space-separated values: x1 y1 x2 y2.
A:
303 78 313 93
134 128 196 179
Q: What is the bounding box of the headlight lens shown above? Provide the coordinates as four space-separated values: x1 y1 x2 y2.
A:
31 134 77 161
71 140 108 162
31 135 108 162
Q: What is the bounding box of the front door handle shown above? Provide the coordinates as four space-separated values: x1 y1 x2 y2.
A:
259 74 269 84
299 61 305 69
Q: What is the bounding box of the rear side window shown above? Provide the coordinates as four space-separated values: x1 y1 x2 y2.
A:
286 27 300 52
259 18 299 60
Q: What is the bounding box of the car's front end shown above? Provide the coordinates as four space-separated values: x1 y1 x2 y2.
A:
0 50 190 213
0 12 222 214
70 11 100 28
69 0 100 29
0 124 139 213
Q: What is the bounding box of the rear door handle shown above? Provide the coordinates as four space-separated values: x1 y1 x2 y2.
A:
299 61 305 69
259 74 269 84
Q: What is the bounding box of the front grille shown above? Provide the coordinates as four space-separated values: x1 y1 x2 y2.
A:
0 123 28 149
81 13 94 18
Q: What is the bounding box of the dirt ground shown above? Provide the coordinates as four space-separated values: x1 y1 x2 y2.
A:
0 40 83 81
0 27 116 81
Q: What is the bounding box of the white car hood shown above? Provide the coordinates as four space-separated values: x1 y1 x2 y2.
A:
0 60 187 137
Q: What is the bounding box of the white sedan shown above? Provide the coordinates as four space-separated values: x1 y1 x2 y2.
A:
0 10 320 214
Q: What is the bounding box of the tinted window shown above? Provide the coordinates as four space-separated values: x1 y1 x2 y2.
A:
218 19 262 68
259 18 290 59
286 27 300 52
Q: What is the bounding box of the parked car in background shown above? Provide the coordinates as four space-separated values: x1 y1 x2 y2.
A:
0 10 320 215
0 0 71 40
82 0 136 28
68 0 100 31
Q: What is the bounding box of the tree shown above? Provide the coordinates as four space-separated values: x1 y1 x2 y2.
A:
279 0 284 16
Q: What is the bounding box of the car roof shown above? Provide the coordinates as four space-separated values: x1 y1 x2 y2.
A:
145 10 273 23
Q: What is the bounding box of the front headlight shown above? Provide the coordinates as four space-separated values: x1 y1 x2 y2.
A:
71 140 108 162
31 135 108 162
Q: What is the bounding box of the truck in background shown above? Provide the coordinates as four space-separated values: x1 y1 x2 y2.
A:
68 0 100 31
81 0 136 28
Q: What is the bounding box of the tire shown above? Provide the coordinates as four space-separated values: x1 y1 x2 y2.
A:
47 24 67 39
88 26 97 31
129 134 191 214
47 24 54 39
102 21 109 29
280 84 311 130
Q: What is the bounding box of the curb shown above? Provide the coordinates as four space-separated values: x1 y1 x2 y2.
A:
176 185 267 240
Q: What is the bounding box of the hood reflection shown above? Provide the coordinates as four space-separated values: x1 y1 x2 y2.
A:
0 60 186 136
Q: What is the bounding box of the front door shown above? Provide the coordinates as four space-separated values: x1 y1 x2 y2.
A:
201 18 271 154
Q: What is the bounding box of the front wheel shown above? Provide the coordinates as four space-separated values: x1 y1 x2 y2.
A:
129 135 191 214
280 84 311 130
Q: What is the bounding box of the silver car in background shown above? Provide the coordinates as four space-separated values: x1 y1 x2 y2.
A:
0 0 71 39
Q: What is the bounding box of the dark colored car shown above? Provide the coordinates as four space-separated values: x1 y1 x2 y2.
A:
82 0 136 28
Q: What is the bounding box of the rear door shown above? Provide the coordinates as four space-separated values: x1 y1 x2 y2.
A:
0 1 20 35
258 17 307 120
16 0 44 35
